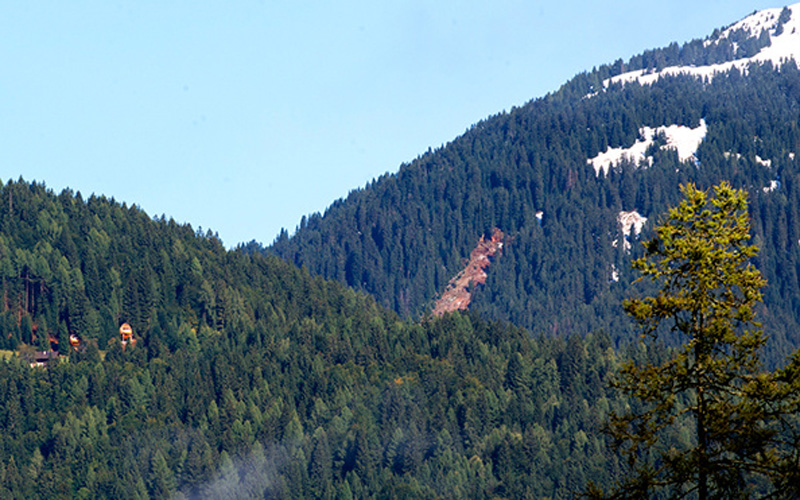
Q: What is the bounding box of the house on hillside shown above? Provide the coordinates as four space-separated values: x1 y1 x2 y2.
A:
29 350 58 368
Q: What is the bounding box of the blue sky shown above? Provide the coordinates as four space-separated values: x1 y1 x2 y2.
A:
1 1 779 247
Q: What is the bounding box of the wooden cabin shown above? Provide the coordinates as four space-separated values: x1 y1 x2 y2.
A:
30 350 58 368
120 323 136 348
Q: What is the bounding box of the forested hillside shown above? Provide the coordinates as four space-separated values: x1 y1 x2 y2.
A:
0 179 644 498
266 7 800 366
4 4 800 498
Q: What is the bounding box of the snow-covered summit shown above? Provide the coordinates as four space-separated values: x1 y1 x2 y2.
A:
604 3 800 88
711 5 788 44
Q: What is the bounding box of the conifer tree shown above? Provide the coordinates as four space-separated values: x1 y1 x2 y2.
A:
590 182 799 498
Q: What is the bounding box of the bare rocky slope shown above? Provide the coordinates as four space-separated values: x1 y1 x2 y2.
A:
433 228 505 315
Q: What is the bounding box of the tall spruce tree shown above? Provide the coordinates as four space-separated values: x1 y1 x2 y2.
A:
589 182 799 498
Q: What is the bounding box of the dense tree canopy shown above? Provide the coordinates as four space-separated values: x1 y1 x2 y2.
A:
0 179 635 498
265 59 800 370
4 12 800 499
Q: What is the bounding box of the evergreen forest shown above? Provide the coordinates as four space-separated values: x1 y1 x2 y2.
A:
3 6 800 499
0 179 639 497
266 57 800 368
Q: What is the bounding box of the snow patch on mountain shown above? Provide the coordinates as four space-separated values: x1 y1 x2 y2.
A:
610 264 620 283
660 120 708 162
755 155 772 167
589 135 653 176
763 180 780 193
619 210 647 238
604 4 800 88
613 210 647 252
589 120 706 176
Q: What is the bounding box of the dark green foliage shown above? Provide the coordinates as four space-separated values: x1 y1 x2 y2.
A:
2 12 800 498
266 60 800 369
0 180 629 497
775 7 792 36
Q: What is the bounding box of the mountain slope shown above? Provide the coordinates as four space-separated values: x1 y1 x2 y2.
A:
2 5 799 497
605 5 798 88
0 178 637 498
266 4 800 365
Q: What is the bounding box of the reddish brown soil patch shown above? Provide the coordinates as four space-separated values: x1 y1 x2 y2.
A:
433 228 505 315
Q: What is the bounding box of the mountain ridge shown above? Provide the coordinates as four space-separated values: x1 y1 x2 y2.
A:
266 4 800 367
1 4 798 497
603 3 799 88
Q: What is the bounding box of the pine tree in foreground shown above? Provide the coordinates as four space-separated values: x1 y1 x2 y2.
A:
588 182 800 499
